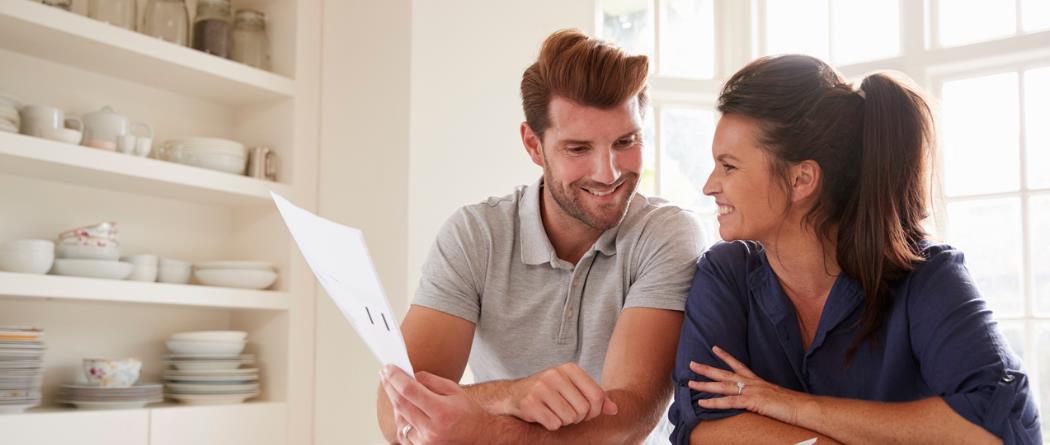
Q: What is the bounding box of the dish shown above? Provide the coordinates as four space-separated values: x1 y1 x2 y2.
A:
166 392 258 405
194 269 277 289
194 261 274 271
51 259 133 280
170 331 247 342
165 339 245 356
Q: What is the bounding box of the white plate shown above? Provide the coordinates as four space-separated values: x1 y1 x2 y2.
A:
164 367 257 375
167 392 258 405
0 402 38 414
164 375 258 383
166 382 258 393
194 269 277 289
59 399 160 409
194 261 275 271
51 259 133 280
168 361 244 371
0 121 16 133
169 330 247 342
165 339 245 355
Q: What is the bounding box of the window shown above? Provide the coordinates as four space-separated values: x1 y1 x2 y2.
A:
599 0 1050 437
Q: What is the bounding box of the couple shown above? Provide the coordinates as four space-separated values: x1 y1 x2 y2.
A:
377 29 1041 444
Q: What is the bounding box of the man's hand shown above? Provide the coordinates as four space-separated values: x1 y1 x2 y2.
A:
503 363 618 431
380 365 491 445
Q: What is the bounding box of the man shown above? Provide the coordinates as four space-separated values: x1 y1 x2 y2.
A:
378 29 705 444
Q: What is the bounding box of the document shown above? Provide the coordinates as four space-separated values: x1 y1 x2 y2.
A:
271 192 414 375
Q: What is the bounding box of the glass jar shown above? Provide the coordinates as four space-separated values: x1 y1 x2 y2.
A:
141 0 190 46
231 9 271 70
41 0 72 11
89 0 137 30
192 0 234 58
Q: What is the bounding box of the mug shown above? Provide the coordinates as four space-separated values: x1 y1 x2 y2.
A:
19 105 82 138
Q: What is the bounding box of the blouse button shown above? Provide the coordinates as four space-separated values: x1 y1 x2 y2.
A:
1001 373 1015 383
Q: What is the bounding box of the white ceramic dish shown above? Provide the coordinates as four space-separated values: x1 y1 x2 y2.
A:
164 367 257 375
165 340 245 356
163 374 258 383
158 258 192 284
168 361 244 371
194 269 277 289
58 222 118 241
0 240 54 274
0 402 38 414
55 241 120 260
165 382 258 393
122 254 158 267
171 151 247 175
59 399 159 410
164 137 245 155
0 106 19 126
127 265 157 282
51 259 133 280
0 120 17 133
194 261 274 271
170 331 247 342
166 392 257 405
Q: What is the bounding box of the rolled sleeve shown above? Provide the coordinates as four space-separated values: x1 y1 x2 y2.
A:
909 247 1042 444
624 209 706 312
668 243 752 445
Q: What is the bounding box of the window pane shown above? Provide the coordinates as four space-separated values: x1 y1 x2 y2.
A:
1038 323 1050 437
941 73 1020 196
830 0 900 65
1026 67 1050 189
764 0 829 60
938 0 1016 47
659 107 716 213
601 0 655 61
946 198 1024 316
659 0 715 78
1032 195 1050 315
1022 0 1050 32
640 108 657 196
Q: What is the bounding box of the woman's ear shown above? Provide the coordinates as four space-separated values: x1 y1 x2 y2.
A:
790 160 821 203
521 122 544 168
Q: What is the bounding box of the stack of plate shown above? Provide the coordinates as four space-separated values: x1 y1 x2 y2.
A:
156 138 248 175
194 261 278 290
0 93 19 134
56 384 163 409
0 327 45 414
163 331 259 405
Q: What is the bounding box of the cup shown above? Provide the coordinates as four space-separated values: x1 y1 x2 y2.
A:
20 105 81 138
83 358 141 387
134 137 153 157
118 134 136 154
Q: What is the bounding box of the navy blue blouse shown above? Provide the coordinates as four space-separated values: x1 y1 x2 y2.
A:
669 241 1042 444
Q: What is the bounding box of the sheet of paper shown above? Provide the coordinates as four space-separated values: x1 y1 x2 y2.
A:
271 192 414 376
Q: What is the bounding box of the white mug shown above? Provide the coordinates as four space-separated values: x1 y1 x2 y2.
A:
20 105 82 138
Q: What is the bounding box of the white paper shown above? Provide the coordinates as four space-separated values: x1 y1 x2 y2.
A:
271 192 414 376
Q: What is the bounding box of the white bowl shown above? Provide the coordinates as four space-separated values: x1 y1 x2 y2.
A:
167 137 246 156
0 240 55 274
165 340 246 356
195 261 274 271
122 254 159 267
171 151 247 175
55 241 120 261
170 331 247 342
194 269 277 290
158 258 192 284
127 265 157 282
51 259 133 280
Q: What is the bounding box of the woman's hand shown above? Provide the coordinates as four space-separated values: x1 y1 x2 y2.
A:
689 346 816 427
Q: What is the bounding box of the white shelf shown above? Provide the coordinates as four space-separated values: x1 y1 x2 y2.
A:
0 131 290 206
0 271 290 310
0 1 295 106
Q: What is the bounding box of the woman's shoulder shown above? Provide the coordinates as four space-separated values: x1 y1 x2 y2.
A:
701 240 765 269
901 241 982 308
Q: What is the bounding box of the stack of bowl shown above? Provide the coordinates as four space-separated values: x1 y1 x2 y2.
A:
163 331 259 405
155 138 248 176
194 261 278 290
57 358 162 409
0 240 54 275
51 222 133 280
0 93 19 134
0 326 45 414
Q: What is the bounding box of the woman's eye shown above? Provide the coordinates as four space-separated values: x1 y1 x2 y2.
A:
721 163 736 172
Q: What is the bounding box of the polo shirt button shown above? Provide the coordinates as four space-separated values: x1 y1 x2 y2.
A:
1001 374 1015 383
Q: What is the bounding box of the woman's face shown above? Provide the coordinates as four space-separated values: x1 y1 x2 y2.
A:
702 114 790 243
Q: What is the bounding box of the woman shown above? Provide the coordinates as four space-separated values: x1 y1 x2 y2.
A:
668 55 1042 444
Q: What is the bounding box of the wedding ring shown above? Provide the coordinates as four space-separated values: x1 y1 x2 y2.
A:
736 381 746 395
401 424 413 439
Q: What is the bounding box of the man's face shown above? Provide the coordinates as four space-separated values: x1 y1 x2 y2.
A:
527 96 644 231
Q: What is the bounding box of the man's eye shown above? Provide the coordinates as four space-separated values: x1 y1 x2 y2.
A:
568 146 588 153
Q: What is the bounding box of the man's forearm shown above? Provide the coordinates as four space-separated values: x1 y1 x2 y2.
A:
463 379 516 414
484 387 665 445
798 396 1000 445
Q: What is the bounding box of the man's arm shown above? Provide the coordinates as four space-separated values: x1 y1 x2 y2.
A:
377 305 475 443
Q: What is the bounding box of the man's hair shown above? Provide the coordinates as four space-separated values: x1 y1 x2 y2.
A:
520 29 649 139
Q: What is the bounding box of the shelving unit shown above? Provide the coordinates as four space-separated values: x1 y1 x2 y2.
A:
0 1 319 444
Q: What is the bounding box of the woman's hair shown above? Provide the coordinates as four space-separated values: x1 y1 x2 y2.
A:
718 55 935 359
521 29 649 139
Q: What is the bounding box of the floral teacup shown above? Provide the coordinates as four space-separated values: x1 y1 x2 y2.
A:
83 358 141 387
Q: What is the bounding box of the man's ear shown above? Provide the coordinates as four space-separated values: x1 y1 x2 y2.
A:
790 160 821 204
521 122 544 168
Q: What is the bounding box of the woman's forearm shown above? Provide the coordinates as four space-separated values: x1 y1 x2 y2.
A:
691 412 841 445
796 396 1000 445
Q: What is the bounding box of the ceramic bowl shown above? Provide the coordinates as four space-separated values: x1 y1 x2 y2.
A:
55 239 120 260
165 339 246 356
51 259 133 280
58 222 118 241
170 331 247 342
158 258 192 284
194 261 274 271
0 240 55 274
127 265 157 282
194 269 277 289
82 358 141 387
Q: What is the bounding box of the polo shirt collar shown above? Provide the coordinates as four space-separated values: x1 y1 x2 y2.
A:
518 178 625 266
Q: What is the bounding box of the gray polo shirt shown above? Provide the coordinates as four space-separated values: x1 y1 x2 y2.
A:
413 179 705 383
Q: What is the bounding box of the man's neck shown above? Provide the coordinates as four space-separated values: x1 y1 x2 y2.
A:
539 187 603 265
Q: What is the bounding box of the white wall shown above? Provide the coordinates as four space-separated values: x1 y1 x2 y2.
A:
407 0 597 299
315 1 597 443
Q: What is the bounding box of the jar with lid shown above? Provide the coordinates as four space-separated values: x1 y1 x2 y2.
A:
231 9 271 70
192 0 233 58
141 0 189 46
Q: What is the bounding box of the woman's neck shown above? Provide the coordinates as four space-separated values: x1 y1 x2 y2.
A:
761 218 841 305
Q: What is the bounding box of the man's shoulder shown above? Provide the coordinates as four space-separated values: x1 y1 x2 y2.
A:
620 194 704 239
452 184 526 224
